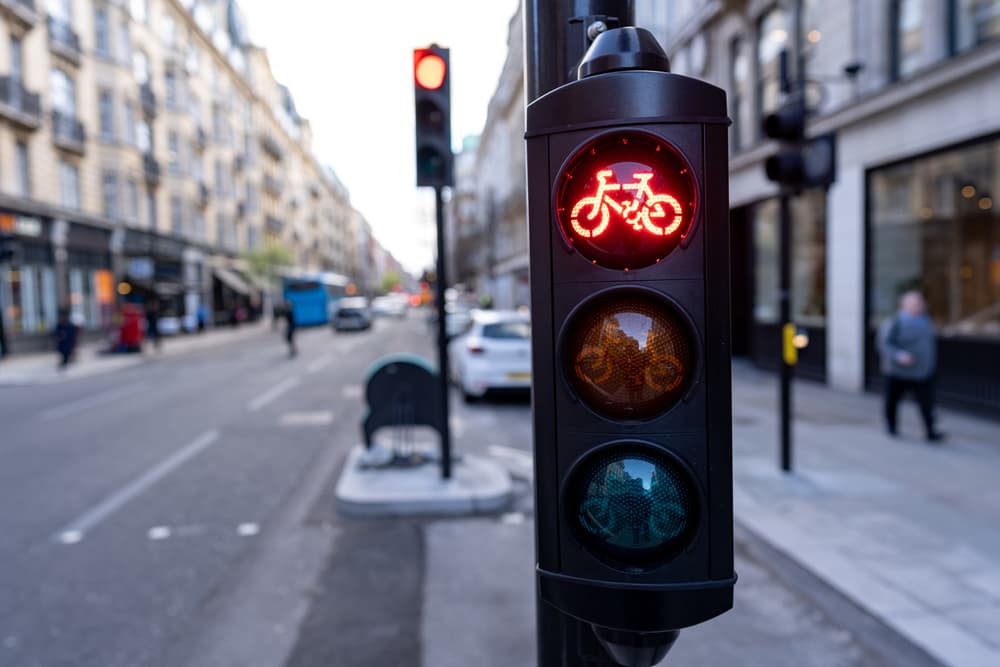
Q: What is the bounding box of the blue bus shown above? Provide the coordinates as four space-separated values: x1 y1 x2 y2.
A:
282 272 350 326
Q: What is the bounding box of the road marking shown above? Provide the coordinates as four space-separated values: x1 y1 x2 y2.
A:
247 377 300 412
341 384 362 399
39 381 147 421
148 526 172 540
279 411 334 426
306 354 334 374
54 429 220 544
237 522 259 537
500 512 526 525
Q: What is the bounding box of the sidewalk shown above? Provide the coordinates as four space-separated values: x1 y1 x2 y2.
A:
0 321 272 385
731 362 1000 667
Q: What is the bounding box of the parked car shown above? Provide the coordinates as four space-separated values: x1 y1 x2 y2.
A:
448 310 531 401
332 297 372 332
372 294 409 318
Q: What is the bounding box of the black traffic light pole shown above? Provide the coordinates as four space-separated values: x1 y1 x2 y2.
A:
434 185 452 479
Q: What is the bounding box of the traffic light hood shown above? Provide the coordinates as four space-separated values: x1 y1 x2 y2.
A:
577 27 671 78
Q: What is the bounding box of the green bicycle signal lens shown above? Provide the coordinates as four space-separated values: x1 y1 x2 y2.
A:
562 290 694 420
555 132 698 270
570 445 698 567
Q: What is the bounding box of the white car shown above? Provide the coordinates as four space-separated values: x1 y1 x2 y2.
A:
449 310 531 401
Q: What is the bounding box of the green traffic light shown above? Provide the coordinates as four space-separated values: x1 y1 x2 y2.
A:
572 446 697 567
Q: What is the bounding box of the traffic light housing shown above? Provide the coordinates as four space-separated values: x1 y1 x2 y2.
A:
763 102 836 189
526 27 734 664
413 45 453 188
0 231 18 263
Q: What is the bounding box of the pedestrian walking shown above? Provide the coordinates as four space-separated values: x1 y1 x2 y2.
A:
283 302 297 357
54 308 79 369
877 290 945 442
144 298 162 350
197 303 208 333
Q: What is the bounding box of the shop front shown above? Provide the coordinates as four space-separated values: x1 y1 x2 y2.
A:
867 134 1000 413
0 212 114 354
730 190 828 381
120 230 195 335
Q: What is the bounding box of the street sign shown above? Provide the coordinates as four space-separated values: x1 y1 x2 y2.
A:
525 26 735 665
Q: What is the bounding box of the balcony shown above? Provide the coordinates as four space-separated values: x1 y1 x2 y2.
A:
0 0 39 29
47 16 81 66
265 215 283 233
259 132 284 161
195 126 208 151
0 77 41 129
234 154 245 172
197 182 209 206
51 110 85 154
262 174 283 197
140 84 157 118
143 154 161 186
236 200 247 218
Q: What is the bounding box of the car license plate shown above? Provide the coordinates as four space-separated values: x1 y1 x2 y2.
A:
507 372 531 380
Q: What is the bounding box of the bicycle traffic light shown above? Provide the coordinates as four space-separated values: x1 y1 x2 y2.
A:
413 45 453 188
525 27 734 665
763 101 836 189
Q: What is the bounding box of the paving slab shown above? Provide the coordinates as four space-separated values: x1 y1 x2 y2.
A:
335 444 513 517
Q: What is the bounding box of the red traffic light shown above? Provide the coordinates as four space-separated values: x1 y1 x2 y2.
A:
555 132 697 270
414 51 446 90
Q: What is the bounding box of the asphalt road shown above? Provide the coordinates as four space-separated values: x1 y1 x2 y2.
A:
0 314 941 667
0 316 423 667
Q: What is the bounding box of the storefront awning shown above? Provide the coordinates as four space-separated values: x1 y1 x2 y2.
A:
213 267 251 295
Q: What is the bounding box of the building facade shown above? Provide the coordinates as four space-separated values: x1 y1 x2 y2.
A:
0 0 378 353
636 0 1000 412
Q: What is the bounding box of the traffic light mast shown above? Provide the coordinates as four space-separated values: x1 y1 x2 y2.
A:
525 25 735 667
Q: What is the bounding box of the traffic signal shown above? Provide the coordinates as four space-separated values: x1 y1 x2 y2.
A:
525 27 734 665
0 231 17 263
763 101 836 189
413 45 452 188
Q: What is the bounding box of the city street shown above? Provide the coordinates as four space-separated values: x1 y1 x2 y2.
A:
0 315 954 667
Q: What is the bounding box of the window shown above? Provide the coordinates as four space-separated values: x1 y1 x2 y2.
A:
165 70 178 109
10 36 23 81
50 68 76 116
124 103 136 145
171 195 184 235
146 190 157 229
754 191 827 325
94 5 110 56
99 89 114 140
118 20 131 63
132 51 150 85
126 179 139 223
15 141 31 197
869 137 1000 338
168 132 181 174
891 0 925 80
136 119 152 153
730 36 751 152
50 0 72 23
215 160 226 196
191 151 203 180
756 6 789 133
162 15 177 48
129 0 148 23
212 105 224 142
952 0 1000 52
102 170 119 219
59 160 80 209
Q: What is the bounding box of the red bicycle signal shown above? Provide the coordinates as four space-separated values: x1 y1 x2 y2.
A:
555 132 697 270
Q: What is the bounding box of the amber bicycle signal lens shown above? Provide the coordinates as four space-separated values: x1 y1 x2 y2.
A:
563 291 694 420
555 132 697 270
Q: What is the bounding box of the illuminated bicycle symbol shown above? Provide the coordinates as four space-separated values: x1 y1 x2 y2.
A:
569 169 684 239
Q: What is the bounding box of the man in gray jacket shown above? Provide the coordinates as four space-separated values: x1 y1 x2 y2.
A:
878 291 945 442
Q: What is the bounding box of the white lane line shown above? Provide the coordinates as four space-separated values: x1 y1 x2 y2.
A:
279 411 334 426
341 384 362 399
54 429 220 544
247 377 300 412
306 354 334 375
236 522 259 537
39 381 147 421
488 444 534 468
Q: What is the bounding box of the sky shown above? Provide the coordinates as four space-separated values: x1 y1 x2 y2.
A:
238 0 521 275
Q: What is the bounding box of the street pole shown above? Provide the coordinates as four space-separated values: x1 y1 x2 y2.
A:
434 185 452 479
524 2 634 664
779 192 793 472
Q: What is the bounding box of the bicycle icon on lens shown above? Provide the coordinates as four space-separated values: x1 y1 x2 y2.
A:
569 169 684 239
